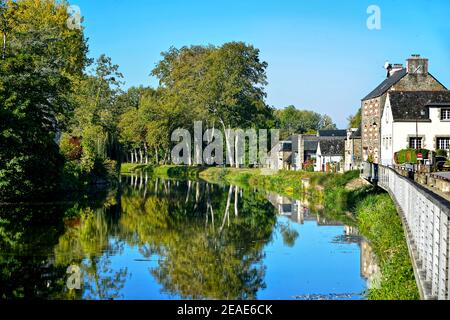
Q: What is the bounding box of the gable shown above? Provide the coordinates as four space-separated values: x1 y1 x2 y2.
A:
381 95 393 125
392 73 447 92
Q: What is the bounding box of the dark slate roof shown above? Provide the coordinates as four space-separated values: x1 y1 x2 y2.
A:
304 140 319 152
319 139 345 156
362 69 407 100
350 127 362 138
280 141 292 152
318 130 347 137
389 91 450 121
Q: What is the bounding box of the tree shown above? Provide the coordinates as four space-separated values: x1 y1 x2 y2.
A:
274 106 337 138
151 42 272 167
70 55 124 164
0 0 88 201
348 108 362 129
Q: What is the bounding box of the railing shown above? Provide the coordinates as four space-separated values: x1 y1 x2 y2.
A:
363 162 450 300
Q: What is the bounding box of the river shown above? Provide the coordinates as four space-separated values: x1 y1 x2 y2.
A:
0 175 379 300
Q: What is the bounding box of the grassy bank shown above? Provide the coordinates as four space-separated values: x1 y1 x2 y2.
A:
121 164 205 180
122 164 420 300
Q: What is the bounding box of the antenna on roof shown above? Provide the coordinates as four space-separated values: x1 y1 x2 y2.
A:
384 61 393 78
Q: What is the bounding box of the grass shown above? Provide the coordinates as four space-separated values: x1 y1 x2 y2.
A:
356 194 420 300
121 164 205 179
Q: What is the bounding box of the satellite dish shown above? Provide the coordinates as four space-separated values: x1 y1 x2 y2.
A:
384 61 391 69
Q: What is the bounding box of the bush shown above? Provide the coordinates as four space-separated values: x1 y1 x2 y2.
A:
60 133 83 161
395 148 430 164
436 149 448 158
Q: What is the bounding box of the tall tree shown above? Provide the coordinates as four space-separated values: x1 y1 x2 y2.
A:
0 0 88 201
151 42 272 166
70 54 124 167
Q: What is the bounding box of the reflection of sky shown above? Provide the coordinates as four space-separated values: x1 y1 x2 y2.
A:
258 217 366 300
84 215 366 300
92 244 181 300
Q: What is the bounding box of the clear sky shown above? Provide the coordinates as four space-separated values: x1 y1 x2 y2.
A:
72 0 450 128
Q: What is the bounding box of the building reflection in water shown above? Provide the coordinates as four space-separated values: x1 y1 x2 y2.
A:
266 192 380 289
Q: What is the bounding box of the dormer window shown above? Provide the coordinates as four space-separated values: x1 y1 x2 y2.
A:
441 109 450 121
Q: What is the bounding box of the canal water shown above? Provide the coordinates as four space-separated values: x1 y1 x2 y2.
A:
0 176 379 300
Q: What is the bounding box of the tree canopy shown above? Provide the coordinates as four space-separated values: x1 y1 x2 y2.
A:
274 105 337 138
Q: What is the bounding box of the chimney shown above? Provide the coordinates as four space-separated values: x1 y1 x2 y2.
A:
387 63 403 78
407 54 428 75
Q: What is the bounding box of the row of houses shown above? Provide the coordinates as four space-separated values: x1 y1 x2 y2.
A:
268 54 450 172
267 129 360 172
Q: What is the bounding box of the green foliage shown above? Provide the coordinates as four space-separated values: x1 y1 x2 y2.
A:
60 134 83 161
436 149 448 158
274 105 337 138
356 194 419 300
394 148 430 164
347 108 362 129
0 0 88 201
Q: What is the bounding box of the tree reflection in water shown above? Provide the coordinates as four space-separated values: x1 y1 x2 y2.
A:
119 177 278 300
0 177 279 300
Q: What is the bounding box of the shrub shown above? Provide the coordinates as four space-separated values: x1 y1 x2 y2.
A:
60 133 83 160
436 149 448 158
395 148 430 164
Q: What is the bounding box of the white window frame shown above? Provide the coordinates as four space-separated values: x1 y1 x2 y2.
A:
441 109 450 121
409 137 423 149
437 137 450 150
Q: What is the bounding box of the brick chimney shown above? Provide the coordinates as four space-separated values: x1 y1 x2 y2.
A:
407 54 428 75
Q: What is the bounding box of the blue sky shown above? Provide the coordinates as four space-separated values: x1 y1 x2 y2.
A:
72 0 450 128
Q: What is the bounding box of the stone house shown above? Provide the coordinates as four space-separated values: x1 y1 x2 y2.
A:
380 91 450 166
267 139 293 171
294 134 318 170
345 128 362 171
361 55 447 164
290 130 347 171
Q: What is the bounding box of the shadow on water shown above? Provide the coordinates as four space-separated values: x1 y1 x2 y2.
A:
0 173 379 300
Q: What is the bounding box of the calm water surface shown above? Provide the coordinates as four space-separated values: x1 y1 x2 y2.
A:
0 176 378 300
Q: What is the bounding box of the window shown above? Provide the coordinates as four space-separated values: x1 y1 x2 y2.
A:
409 137 423 149
441 109 450 120
437 138 450 150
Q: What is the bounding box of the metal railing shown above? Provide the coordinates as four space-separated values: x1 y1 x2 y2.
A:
363 162 450 300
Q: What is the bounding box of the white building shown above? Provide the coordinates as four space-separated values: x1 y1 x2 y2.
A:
380 91 450 166
315 139 345 172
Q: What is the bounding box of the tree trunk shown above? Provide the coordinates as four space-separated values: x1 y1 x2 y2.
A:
235 133 240 168
2 32 6 60
220 185 233 233
144 144 149 164
155 147 159 165
234 186 239 217
134 150 138 164
139 148 143 164
219 118 234 167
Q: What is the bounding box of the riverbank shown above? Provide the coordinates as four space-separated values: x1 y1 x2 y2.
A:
124 164 419 300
